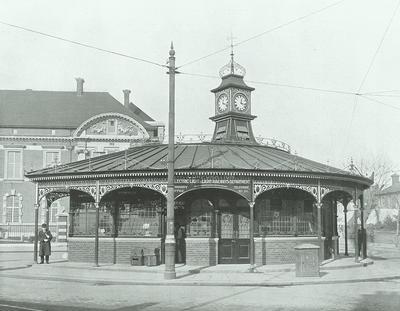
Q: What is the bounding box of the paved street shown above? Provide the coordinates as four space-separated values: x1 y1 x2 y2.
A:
0 241 399 310
0 275 399 310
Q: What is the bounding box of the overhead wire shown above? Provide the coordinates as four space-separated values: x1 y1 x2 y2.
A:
0 20 167 69
177 0 346 69
344 0 400 151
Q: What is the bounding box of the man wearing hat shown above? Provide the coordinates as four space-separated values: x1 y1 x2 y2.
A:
38 223 53 264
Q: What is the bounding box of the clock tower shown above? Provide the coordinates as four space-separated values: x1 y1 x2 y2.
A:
210 51 257 144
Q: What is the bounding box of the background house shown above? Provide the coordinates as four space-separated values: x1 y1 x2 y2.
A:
0 78 164 240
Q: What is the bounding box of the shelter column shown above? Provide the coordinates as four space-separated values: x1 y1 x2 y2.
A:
45 199 50 226
94 201 100 266
317 181 323 261
343 198 349 256
34 203 39 263
33 184 39 263
354 189 359 263
360 193 367 259
94 180 100 267
249 201 255 271
164 43 177 280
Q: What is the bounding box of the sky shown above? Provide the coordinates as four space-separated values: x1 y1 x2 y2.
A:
0 0 399 173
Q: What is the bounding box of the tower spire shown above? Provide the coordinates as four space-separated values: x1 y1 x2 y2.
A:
228 33 236 74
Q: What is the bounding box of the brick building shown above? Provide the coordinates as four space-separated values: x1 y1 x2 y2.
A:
0 78 164 240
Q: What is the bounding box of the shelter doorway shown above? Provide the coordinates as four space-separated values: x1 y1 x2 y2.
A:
218 199 250 264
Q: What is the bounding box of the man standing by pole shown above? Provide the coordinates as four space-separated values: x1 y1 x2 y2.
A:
164 42 176 280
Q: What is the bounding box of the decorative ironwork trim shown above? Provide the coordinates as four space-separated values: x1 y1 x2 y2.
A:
98 182 167 200
253 182 330 200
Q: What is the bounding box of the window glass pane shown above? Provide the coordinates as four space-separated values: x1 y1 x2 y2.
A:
117 200 159 236
45 152 59 167
256 197 316 236
5 195 20 223
188 199 212 237
7 151 22 178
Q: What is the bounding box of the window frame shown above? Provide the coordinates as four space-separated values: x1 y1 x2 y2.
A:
4 149 23 180
3 191 23 224
43 150 62 168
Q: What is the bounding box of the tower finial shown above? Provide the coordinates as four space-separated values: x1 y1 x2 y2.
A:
169 41 175 56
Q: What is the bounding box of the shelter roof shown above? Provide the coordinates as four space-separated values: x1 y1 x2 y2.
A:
0 90 152 129
26 143 372 186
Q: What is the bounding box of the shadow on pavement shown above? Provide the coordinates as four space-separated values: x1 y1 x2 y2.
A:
351 290 400 311
0 300 158 311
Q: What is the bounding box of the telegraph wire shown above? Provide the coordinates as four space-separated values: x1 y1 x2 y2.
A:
361 90 400 95
359 95 400 111
0 20 167 69
180 71 359 96
180 71 400 112
356 0 400 94
177 0 346 69
345 0 400 151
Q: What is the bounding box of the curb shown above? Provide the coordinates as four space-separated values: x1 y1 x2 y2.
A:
0 264 32 271
1 272 399 287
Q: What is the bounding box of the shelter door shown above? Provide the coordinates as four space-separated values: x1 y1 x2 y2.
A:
219 212 250 264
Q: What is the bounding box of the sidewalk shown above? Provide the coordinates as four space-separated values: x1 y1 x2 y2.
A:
1 242 399 287
1 255 399 287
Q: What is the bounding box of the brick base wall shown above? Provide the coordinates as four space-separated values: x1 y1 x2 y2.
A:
254 236 324 265
185 238 218 266
68 237 162 264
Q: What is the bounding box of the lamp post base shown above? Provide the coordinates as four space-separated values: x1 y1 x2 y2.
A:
164 236 176 280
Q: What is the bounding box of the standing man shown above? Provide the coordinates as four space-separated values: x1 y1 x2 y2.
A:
39 223 53 264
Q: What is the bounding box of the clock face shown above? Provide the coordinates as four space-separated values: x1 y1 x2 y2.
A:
217 94 229 113
233 93 248 111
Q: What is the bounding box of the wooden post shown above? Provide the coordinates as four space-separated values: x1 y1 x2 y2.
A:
249 201 255 271
164 42 176 280
343 198 349 256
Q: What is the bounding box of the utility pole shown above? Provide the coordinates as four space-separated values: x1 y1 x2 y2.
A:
164 42 176 280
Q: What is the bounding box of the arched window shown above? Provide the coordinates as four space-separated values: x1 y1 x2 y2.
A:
4 192 22 223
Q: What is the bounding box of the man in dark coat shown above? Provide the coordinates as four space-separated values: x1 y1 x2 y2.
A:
39 223 53 264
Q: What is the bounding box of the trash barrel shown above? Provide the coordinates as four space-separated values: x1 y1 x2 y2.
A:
294 243 320 277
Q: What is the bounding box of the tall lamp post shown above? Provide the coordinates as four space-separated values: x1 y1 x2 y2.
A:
164 43 177 280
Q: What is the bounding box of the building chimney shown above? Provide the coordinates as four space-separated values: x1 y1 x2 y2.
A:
75 78 85 96
123 89 131 107
391 173 399 185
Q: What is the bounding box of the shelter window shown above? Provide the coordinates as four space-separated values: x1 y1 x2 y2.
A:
5 194 21 223
117 200 159 237
5 150 22 180
70 202 114 236
256 196 316 236
187 200 213 237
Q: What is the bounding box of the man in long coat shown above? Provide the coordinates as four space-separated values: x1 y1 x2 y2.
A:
39 223 53 264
